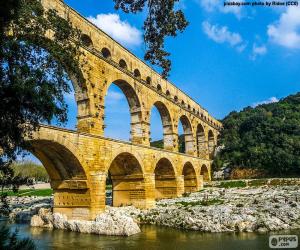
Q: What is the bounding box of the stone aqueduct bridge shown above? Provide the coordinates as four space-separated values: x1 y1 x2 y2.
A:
30 0 222 220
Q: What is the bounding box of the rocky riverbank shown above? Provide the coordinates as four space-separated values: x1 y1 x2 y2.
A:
5 185 300 234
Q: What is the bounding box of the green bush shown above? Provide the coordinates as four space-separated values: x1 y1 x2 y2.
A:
218 181 247 188
248 179 267 187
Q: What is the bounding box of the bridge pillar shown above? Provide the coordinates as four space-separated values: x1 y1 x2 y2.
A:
77 116 104 135
143 173 156 208
176 175 185 197
89 171 107 219
164 132 178 151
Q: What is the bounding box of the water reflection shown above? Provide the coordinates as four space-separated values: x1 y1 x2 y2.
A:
3 221 300 250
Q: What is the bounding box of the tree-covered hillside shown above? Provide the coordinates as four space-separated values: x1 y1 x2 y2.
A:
217 92 300 176
151 134 185 153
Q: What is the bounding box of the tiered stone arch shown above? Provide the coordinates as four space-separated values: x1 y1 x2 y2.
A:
104 77 145 144
149 101 176 151
177 115 194 155
154 158 178 200
200 164 210 182
106 152 147 208
208 130 216 159
182 162 198 193
196 124 207 158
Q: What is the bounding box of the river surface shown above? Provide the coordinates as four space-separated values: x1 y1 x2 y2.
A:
3 221 300 250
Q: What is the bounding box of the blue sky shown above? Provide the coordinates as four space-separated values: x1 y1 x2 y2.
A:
41 1 300 145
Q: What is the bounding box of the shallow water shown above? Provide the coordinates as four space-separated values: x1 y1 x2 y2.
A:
3 221 300 250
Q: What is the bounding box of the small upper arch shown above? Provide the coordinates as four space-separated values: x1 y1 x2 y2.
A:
81 34 93 48
101 47 111 59
134 69 141 79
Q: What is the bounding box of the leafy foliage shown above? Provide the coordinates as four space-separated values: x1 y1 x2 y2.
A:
0 0 83 162
114 0 188 78
217 92 300 176
11 161 49 183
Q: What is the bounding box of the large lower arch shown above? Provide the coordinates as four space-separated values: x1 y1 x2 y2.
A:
28 139 90 220
182 162 198 193
200 164 210 182
178 115 194 155
196 124 206 158
104 79 143 144
150 101 174 150
107 152 147 208
154 158 177 200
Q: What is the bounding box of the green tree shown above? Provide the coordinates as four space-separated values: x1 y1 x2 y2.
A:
0 0 84 216
114 0 188 78
217 92 300 177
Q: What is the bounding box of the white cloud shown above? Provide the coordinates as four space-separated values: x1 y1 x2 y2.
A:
251 43 267 60
106 90 124 102
252 97 279 107
202 21 246 51
199 0 242 18
87 14 142 47
267 6 300 49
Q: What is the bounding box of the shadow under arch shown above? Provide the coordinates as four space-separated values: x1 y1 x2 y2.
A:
107 152 147 208
178 115 194 154
150 101 174 150
29 140 87 181
154 158 177 200
200 164 210 181
105 79 143 143
26 139 90 219
182 162 198 193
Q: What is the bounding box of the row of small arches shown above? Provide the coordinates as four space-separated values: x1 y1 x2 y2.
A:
80 34 221 129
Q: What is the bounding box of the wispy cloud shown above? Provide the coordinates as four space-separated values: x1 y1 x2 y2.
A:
198 0 242 18
250 43 267 60
87 14 142 47
202 21 246 51
252 97 279 107
267 6 300 49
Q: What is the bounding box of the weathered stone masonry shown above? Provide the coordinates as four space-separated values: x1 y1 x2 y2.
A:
28 0 222 220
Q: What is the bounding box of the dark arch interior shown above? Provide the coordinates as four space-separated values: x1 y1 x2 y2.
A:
182 162 197 193
146 76 151 85
134 69 141 79
119 59 127 69
101 47 111 59
154 158 177 200
201 165 210 181
157 84 162 92
30 140 86 181
81 34 93 48
107 153 145 207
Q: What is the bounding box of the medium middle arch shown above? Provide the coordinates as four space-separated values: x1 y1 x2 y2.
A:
182 162 198 193
178 115 194 155
150 101 174 150
105 79 143 143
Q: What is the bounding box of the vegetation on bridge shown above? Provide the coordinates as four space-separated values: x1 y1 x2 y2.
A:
215 92 300 177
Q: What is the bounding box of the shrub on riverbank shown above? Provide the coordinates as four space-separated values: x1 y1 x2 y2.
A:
11 161 49 183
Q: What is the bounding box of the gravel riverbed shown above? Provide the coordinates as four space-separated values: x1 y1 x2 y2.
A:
5 185 300 235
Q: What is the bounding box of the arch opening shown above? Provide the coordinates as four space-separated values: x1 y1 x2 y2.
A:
104 80 142 143
208 130 215 159
107 153 146 207
150 102 174 150
81 34 93 48
178 115 194 155
101 47 111 59
197 124 206 158
182 162 197 193
201 164 210 181
119 59 127 69
154 158 177 200
146 76 151 85
23 140 90 219
134 69 141 79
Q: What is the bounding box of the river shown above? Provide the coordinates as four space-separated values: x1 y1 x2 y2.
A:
3 221 300 250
